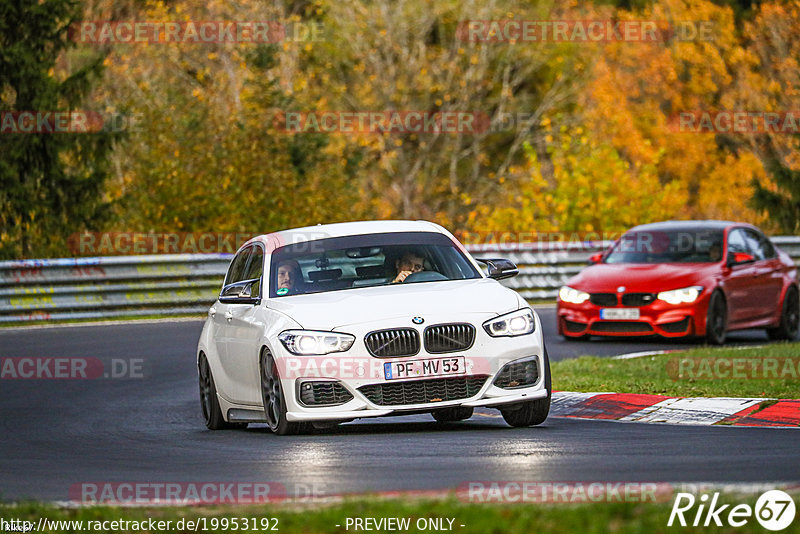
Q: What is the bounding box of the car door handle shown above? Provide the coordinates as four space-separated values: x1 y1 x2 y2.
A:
225 311 233 322
208 307 216 318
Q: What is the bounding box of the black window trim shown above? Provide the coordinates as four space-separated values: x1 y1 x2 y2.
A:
221 242 266 302
743 227 776 261
725 227 748 261
224 246 251 287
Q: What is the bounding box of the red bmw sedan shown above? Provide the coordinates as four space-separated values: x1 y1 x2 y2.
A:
557 221 799 344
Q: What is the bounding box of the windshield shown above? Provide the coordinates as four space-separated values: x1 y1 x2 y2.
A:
269 231 481 297
603 229 724 264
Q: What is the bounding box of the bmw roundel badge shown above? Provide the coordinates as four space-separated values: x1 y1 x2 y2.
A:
412 316 424 325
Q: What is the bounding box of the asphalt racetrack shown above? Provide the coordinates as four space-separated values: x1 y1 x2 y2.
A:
1 308 797 502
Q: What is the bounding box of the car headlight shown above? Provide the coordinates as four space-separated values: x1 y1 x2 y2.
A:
483 308 536 337
278 330 355 355
559 286 590 304
657 286 703 305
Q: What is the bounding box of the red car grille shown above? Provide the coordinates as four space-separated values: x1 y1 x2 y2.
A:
589 293 617 306
621 293 656 306
592 321 653 333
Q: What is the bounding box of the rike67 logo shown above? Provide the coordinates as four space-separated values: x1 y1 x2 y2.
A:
668 490 796 531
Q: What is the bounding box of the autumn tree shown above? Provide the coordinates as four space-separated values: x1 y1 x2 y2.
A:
91 0 367 237
291 0 594 228
0 0 115 259
728 1 800 233
580 0 767 224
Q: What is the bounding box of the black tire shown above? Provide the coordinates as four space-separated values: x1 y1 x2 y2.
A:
260 349 303 435
705 290 727 345
767 286 800 341
500 349 551 427
198 353 246 430
432 406 474 423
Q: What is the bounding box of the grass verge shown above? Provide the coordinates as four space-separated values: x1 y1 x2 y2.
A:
551 342 800 398
3 493 799 534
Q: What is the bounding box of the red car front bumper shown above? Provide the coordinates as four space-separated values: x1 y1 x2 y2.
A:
557 292 712 338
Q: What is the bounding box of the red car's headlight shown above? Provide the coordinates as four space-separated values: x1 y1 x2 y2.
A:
559 286 590 304
657 286 704 305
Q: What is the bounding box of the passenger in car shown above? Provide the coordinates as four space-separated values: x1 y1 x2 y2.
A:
391 250 426 283
276 260 304 294
709 242 722 262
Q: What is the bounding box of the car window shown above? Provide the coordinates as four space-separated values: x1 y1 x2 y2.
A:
726 229 749 257
745 229 776 260
603 229 723 263
242 245 264 296
761 235 776 259
742 230 767 261
269 232 481 297
224 246 252 286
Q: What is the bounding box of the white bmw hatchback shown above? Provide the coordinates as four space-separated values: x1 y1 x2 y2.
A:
197 220 550 434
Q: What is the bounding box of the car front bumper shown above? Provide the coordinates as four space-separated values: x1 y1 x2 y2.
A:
285 388 549 422
557 293 711 338
276 312 549 422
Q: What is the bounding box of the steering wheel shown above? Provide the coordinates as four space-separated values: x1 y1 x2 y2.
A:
404 271 447 283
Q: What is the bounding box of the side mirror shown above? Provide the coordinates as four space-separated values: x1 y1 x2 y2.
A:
219 278 261 304
239 283 253 298
588 253 603 264
476 258 519 280
728 252 755 266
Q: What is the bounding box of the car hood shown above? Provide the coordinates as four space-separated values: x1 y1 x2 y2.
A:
266 278 520 329
567 262 718 293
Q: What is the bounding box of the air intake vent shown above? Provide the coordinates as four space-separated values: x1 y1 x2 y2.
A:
424 323 475 353
358 376 488 406
494 358 540 389
592 321 653 333
365 328 420 357
298 381 353 406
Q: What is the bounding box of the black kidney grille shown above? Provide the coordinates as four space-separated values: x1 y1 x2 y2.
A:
590 293 617 306
365 328 420 357
299 381 354 406
621 293 656 306
424 323 476 353
493 358 540 389
358 376 488 406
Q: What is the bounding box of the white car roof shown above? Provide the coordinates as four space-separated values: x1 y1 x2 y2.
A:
242 220 454 253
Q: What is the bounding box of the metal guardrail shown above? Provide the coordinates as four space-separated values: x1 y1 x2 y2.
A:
1 237 797 323
0 254 231 323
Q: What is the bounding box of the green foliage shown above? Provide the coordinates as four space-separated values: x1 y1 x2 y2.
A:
0 0 115 259
751 138 800 234
5 494 797 533
3 0 800 258
97 8 368 237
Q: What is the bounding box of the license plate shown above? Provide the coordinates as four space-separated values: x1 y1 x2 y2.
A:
600 308 640 320
384 356 466 380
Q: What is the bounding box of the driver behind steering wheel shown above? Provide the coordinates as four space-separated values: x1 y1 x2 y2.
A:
391 250 425 283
